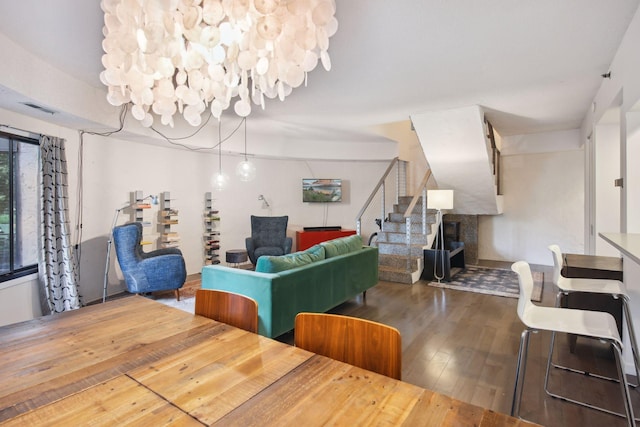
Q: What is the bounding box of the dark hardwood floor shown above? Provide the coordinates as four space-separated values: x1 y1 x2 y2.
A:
277 261 640 427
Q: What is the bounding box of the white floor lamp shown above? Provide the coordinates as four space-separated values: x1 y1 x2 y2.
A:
427 189 454 283
102 195 157 303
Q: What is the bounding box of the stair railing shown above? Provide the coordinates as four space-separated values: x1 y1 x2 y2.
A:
403 169 432 269
485 117 502 195
355 157 400 237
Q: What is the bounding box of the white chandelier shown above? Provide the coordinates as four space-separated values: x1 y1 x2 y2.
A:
100 0 338 128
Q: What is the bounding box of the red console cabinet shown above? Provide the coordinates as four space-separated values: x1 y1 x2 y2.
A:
296 229 357 251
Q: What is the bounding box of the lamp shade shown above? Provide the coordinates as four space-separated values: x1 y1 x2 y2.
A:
427 190 454 210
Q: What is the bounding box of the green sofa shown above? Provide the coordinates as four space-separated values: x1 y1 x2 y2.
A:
201 235 379 338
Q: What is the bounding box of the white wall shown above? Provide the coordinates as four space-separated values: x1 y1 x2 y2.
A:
500 129 582 156
0 104 392 316
581 5 640 252
478 135 584 265
370 119 431 194
627 111 640 232
0 274 40 327
594 123 621 256
91 150 389 302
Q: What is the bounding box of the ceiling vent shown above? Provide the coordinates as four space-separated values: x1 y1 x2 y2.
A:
21 102 57 115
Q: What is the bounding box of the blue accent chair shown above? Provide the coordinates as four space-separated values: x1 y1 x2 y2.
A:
113 222 186 299
245 215 292 265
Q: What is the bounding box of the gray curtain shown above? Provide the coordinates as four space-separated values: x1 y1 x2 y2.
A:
39 135 81 314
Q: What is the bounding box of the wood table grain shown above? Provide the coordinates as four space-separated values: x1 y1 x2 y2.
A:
0 296 538 426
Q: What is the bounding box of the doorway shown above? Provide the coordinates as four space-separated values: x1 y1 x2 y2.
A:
589 95 622 256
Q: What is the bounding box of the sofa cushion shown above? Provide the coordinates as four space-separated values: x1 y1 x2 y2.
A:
304 243 325 259
254 246 286 259
256 245 325 273
321 234 363 258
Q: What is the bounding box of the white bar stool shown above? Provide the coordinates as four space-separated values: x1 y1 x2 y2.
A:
511 261 635 427
549 244 640 385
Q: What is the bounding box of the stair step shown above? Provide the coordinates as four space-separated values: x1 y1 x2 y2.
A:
378 254 422 269
393 201 426 213
393 204 436 215
378 265 420 284
388 212 437 223
378 231 429 245
377 242 426 257
381 221 434 234
397 196 423 205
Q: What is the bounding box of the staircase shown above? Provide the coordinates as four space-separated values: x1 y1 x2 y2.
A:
410 105 503 214
375 196 438 284
358 106 503 284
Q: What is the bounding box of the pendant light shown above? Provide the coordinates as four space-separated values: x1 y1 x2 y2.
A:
236 118 256 182
212 122 228 191
101 0 338 126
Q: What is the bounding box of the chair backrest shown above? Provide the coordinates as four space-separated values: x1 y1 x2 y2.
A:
548 244 563 286
112 222 144 272
250 215 288 247
195 289 259 333
511 261 536 325
294 312 402 380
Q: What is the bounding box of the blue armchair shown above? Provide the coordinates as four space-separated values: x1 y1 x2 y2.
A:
113 222 186 299
245 215 292 265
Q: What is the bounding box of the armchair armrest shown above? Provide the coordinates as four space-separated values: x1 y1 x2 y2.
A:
284 237 293 254
246 237 257 264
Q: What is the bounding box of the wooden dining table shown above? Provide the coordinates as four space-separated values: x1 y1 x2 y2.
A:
0 296 537 426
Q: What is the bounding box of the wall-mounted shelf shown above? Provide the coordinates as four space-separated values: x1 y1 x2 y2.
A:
131 190 154 247
132 190 152 227
204 192 220 265
159 191 180 248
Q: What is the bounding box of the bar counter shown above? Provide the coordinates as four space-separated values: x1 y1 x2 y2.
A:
599 232 640 373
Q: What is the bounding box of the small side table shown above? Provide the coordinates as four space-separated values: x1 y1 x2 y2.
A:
226 249 248 267
421 242 465 282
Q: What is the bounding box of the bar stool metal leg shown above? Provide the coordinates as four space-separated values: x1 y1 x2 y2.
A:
613 341 637 427
511 329 531 418
623 295 640 383
550 291 640 387
544 334 636 426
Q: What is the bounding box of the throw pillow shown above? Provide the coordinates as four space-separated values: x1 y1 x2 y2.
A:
321 234 363 258
256 245 325 273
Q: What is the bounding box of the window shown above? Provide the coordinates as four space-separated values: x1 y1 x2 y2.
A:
0 132 39 281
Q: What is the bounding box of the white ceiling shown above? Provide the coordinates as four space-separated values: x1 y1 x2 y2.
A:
0 0 638 145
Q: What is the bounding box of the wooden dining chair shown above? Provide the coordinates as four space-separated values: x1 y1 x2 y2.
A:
294 312 402 380
195 289 259 333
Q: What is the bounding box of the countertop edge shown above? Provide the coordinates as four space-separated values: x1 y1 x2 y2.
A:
599 233 640 265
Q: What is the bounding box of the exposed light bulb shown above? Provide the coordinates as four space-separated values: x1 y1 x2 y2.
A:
235 117 256 181
212 171 229 191
236 159 256 182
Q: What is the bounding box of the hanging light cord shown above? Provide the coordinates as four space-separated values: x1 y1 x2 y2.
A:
218 120 222 172
243 117 248 161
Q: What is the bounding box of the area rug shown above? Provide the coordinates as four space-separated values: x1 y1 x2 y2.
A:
428 265 544 302
153 276 200 313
